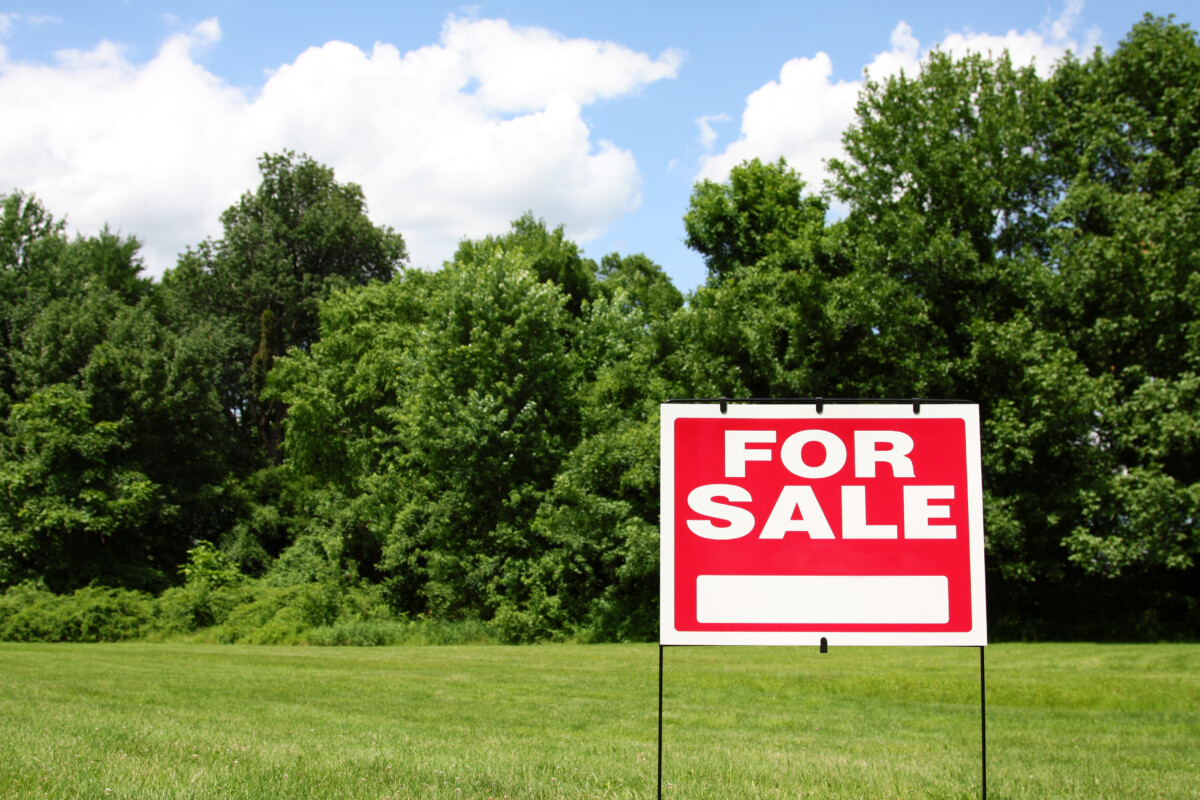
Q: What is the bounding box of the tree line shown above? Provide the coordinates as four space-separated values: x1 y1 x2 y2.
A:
2 15 1197 641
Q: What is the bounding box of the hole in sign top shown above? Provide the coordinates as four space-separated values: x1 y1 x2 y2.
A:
660 402 987 646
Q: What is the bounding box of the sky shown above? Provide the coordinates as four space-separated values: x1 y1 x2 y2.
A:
1 2 1195 291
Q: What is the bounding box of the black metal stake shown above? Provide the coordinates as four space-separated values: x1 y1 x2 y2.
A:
658 644 664 800
980 646 987 799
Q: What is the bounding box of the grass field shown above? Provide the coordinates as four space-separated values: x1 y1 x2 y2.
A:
0 643 1196 799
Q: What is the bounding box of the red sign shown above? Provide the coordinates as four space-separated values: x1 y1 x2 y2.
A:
660 403 986 646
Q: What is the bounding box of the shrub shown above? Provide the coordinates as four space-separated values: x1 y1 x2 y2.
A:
1 578 501 645
178 540 242 587
0 582 154 642
153 582 262 635
306 618 411 646
306 617 498 646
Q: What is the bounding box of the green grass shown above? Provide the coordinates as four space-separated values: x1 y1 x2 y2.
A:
0 643 1196 799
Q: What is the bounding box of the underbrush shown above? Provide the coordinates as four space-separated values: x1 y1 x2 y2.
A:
306 617 495 646
0 582 156 642
0 581 502 645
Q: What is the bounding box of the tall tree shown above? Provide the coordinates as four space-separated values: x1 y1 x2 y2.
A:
818 16 1199 634
0 208 231 591
377 246 579 618
675 23 1200 635
1049 16 1200 589
676 158 940 401
164 151 407 463
828 48 1063 358
1 193 68 416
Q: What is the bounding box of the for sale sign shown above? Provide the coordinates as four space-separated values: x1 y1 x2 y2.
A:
660 402 987 646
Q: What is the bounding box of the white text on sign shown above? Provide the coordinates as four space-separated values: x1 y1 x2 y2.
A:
686 429 955 541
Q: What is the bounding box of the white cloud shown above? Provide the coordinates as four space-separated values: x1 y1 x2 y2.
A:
1 12 61 36
1047 0 1084 43
0 15 680 274
440 16 682 111
696 2 1092 189
696 113 730 150
694 24 919 189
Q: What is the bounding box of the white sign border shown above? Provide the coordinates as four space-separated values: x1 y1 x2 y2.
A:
660 402 988 647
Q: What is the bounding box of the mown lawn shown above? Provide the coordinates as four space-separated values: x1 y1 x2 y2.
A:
0 642 1196 799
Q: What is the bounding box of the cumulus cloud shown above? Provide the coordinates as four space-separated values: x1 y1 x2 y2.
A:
938 0 1099 76
0 15 681 274
696 1 1094 189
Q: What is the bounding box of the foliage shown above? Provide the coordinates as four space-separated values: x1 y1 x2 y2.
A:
837 16 1200 627
179 540 243 588
595 251 683 323
0 582 155 642
163 151 407 463
684 157 828 285
454 213 597 315
0 192 69 417
1048 16 1200 579
359 244 580 618
0 384 170 591
0 203 233 592
263 213 680 639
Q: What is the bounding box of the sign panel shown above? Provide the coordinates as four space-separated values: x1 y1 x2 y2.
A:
660 403 987 646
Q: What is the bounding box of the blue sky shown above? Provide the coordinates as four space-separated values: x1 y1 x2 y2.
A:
2 2 1195 290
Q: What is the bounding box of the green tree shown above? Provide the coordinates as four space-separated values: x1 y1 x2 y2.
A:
684 157 828 285
527 281 673 641
272 219 681 638
595 252 683 324
1 193 69 415
0 195 239 591
675 158 941 401
817 44 1122 633
815 16 1199 634
263 270 441 583
1049 16 1200 591
164 151 407 463
271 241 581 621
828 48 1063 359
378 247 579 619
0 384 167 591
453 213 596 315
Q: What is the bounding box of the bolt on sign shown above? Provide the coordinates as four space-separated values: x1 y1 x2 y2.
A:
660 402 987 646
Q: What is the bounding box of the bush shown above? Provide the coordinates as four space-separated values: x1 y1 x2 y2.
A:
306 617 498 646
0 578 501 645
305 618 411 646
186 584 310 644
153 582 263 635
175 580 391 644
0 582 154 642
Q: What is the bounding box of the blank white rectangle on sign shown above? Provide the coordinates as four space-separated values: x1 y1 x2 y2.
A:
696 575 950 625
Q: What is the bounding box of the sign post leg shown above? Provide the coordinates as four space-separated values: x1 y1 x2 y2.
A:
980 645 987 799
658 644 664 800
